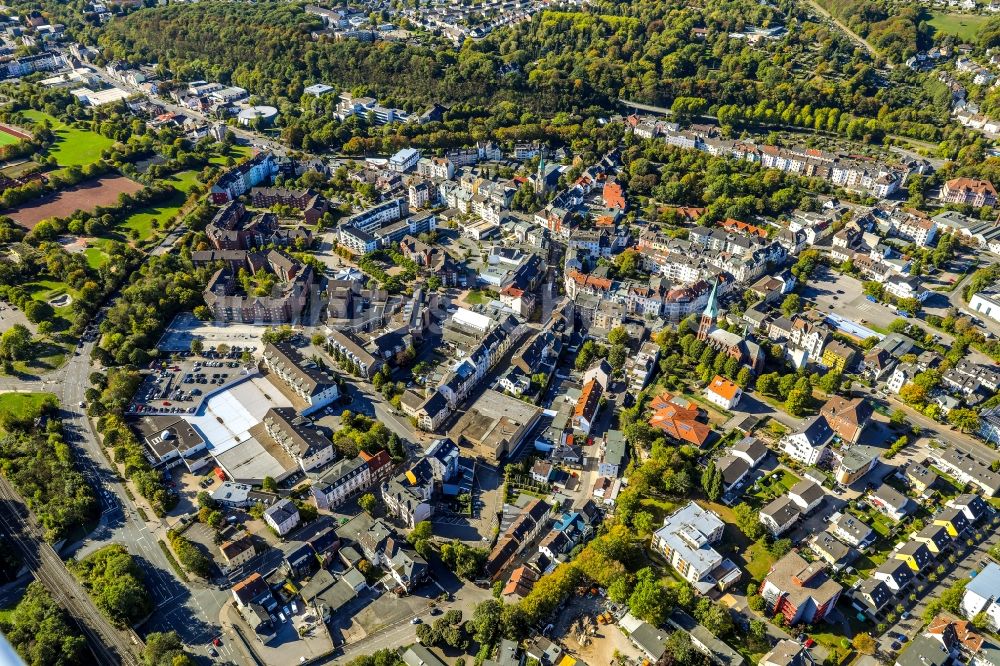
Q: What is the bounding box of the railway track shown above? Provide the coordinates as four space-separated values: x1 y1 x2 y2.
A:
0 476 142 666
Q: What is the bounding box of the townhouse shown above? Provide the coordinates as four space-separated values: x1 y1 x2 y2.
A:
312 449 391 509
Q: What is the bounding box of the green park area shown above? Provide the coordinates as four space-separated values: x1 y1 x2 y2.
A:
116 169 202 240
20 110 115 167
927 12 989 41
0 392 57 426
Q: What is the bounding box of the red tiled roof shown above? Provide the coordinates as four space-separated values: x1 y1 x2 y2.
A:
648 390 711 447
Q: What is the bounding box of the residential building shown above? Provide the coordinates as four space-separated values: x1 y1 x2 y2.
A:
874 557 914 593
834 445 880 486
704 375 742 410
963 563 1000 628
895 635 951 666
830 512 876 549
868 486 911 521
648 391 712 448
788 480 825 514
779 416 834 465
820 396 873 444
262 342 340 415
311 450 391 510
652 502 742 593
893 541 933 572
598 430 627 477
759 496 801 536
853 578 893 617
913 523 951 554
950 494 989 523
933 507 971 537
760 641 809 666
732 436 768 468
262 407 335 473
942 178 998 207
905 463 938 493
263 498 300 537
937 447 1000 496
761 552 843 624
210 152 278 204
220 536 256 570
809 531 855 570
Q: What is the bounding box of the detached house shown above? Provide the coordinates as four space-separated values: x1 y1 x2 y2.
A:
759 496 801 537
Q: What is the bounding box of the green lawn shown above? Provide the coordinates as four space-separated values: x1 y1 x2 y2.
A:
927 12 989 41
744 539 778 581
20 110 115 167
0 130 21 147
208 143 252 167
0 392 57 423
114 170 202 241
83 247 108 269
751 469 801 503
640 497 679 524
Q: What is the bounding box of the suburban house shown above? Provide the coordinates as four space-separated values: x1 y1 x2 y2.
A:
788 480 824 514
874 557 914 593
704 375 742 410
759 496 801 537
868 485 912 521
830 512 876 549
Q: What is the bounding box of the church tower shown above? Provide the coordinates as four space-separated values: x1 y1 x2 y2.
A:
535 151 546 195
697 278 719 341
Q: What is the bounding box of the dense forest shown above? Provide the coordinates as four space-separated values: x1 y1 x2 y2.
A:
87 0 957 152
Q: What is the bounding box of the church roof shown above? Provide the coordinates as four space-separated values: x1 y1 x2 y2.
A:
702 277 719 319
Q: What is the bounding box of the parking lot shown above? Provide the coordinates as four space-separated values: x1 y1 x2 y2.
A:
128 349 255 416
799 265 899 332
158 312 269 353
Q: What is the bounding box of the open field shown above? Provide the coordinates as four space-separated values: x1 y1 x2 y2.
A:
4 175 143 229
0 392 57 423
20 110 115 167
115 169 201 240
927 12 989 41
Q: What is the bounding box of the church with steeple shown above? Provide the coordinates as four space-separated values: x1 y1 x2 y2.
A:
696 278 765 373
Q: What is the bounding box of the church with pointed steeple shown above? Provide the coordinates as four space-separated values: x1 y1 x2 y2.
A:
697 278 720 341
695 277 765 373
